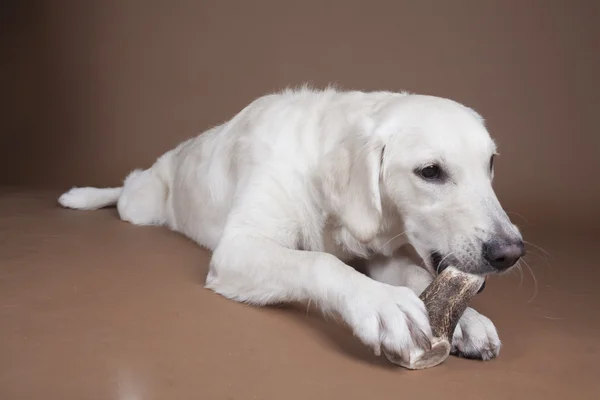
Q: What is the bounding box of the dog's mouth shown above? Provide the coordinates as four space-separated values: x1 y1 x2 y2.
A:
429 250 451 274
429 250 486 294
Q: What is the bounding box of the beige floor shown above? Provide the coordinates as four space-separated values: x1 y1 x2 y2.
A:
1 189 599 399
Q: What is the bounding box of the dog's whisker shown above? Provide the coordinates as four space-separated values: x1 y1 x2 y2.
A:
523 240 554 261
505 211 530 225
514 260 525 288
438 251 456 266
435 251 456 273
377 230 407 253
522 258 538 303
523 252 552 270
519 264 524 288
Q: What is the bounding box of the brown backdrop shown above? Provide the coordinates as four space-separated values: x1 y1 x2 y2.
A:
2 0 600 230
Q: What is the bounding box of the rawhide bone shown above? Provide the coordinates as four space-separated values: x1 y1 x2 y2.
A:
385 266 485 370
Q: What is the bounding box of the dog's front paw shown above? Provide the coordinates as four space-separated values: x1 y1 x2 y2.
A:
451 307 501 360
342 283 433 364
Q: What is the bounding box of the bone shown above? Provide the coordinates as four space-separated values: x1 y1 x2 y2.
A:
386 266 485 370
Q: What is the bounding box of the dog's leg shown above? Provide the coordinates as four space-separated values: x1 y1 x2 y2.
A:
116 168 169 226
206 234 433 361
366 252 502 360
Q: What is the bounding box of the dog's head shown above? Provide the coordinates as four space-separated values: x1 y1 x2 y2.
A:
322 94 524 275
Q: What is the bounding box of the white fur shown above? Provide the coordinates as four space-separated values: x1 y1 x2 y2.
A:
59 187 122 210
59 86 519 363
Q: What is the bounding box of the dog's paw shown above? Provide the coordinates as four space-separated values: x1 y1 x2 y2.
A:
342 283 433 363
451 307 501 360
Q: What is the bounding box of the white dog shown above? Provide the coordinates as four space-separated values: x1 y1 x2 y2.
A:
59 87 525 364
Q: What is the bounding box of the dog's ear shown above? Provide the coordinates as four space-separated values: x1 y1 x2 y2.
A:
319 136 384 243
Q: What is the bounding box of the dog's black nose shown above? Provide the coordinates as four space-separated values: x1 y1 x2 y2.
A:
483 239 525 270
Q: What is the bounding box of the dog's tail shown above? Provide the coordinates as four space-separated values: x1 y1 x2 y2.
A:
58 186 123 210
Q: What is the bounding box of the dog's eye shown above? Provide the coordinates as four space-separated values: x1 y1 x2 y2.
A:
489 155 495 172
419 165 442 180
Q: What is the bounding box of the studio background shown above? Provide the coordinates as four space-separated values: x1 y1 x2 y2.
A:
3 0 600 230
